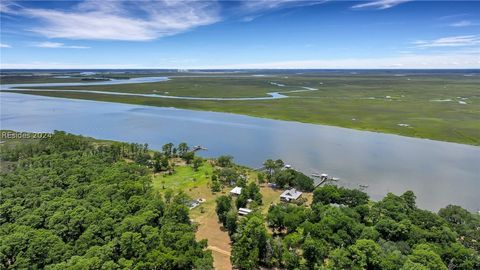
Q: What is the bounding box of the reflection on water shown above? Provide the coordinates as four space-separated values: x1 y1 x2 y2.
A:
0 76 169 90
1 92 479 211
1 76 319 100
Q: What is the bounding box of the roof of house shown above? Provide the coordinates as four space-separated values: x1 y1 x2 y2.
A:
238 208 252 215
230 186 242 195
280 188 303 200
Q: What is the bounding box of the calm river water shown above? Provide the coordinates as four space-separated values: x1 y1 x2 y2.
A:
1 92 479 212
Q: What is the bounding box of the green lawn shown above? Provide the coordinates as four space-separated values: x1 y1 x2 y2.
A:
7 73 480 146
152 162 214 191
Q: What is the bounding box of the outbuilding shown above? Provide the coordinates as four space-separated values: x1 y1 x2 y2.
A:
230 186 242 196
238 208 252 216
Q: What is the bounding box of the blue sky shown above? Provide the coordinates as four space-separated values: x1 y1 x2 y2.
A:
1 0 479 69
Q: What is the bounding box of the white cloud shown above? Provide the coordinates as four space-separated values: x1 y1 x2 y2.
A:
352 0 412 10
0 43 12 48
237 0 327 21
33 41 90 49
0 0 328 40
3 51 479 69
449 20 477 27
20 0 220 41
0 0 22 14
242 0 325 11
195 52 480 69
413 35 480 48
0 61 143 69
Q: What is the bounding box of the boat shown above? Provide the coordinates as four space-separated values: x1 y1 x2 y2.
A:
192 145 208 151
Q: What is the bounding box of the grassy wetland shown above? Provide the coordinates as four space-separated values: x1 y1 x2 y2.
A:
6 71 479 146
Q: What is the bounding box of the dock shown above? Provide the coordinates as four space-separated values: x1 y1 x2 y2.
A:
192 145 208 151
312 172 340 187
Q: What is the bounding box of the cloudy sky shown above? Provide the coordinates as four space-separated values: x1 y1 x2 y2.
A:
1 0 479 69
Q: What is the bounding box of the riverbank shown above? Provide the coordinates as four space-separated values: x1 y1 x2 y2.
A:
9 84 479 146
2 92 479 212
4 73 478 146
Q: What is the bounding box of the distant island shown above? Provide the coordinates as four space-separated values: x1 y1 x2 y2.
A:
1 131 478 269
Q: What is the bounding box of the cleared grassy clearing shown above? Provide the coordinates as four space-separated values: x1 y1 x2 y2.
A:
152 161 214 190
153 162 233 269
152 161 294 270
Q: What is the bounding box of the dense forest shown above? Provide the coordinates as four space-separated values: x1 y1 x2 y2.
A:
217 183 480 269
0 131 213 269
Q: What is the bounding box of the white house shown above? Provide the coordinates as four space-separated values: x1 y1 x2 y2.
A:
280 188 303 202
238 208 252 216
230 186 242 196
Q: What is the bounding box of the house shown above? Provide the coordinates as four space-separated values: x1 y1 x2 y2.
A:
230 186 242 196
238 208 252 216
280 188 303 202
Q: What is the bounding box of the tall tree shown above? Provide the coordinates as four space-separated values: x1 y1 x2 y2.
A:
217 155 233 167
215 195 232 226
162 143 174 157
177 142 189 157
263 159 276 178
231 215 268 270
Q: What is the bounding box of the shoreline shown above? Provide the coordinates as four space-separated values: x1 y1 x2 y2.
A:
2 90 479 147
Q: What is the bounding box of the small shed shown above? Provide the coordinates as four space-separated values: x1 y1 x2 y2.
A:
238 208 252 216
230 186 242 196
280 188 303 202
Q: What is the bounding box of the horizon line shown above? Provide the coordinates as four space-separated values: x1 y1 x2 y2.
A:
1 68 480 71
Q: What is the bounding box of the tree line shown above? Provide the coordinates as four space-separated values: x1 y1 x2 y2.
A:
262 159 315 192
0 131 212 269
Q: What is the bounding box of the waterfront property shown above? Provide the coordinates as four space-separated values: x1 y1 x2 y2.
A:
280 188 303 202
2 92 479 211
